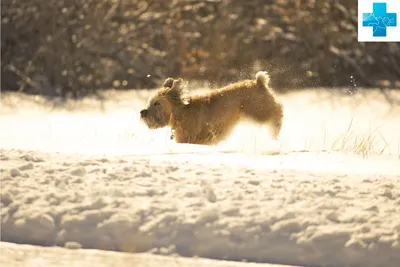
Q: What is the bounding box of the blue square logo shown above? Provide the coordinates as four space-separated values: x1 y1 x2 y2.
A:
358 0 400 42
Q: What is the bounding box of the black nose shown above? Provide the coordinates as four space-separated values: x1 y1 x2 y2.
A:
140 109 148 118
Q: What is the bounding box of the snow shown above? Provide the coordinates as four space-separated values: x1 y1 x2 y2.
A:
1 88 400 267
1 242 293 267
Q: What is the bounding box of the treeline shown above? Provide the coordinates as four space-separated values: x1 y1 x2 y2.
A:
2 0 399 97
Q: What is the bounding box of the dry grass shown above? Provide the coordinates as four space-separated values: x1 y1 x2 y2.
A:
226 123 398 158
331 119 393 158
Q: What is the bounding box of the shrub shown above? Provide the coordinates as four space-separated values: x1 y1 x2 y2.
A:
1 0 399 97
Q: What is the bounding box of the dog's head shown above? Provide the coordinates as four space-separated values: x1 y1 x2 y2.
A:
140 77 187 129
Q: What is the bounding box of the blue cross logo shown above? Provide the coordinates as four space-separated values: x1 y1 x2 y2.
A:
362 2 397 37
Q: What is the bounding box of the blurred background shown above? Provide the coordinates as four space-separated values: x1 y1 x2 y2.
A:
1 0 400 99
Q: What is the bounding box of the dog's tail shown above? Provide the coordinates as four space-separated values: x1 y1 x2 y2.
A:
256 71 271 89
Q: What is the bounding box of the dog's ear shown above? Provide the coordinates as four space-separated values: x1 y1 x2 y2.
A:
171 78 184 92
163 78 174 88
168 78 189 104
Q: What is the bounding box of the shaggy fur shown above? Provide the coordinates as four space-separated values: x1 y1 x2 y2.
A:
140 71 284 145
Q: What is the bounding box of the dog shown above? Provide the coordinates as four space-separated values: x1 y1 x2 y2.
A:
140 71 284 145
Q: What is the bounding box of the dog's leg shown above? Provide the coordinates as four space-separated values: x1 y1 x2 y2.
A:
267 104 283 140
172 126 199 144
244 100 283 140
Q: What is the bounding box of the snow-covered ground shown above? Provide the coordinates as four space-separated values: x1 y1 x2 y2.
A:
1 88 400 267
1 242 295 267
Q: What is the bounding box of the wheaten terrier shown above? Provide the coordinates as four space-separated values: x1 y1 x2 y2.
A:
140 71 284 145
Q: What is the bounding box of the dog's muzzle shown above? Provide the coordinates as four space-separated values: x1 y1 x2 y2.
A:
140 109 148 118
